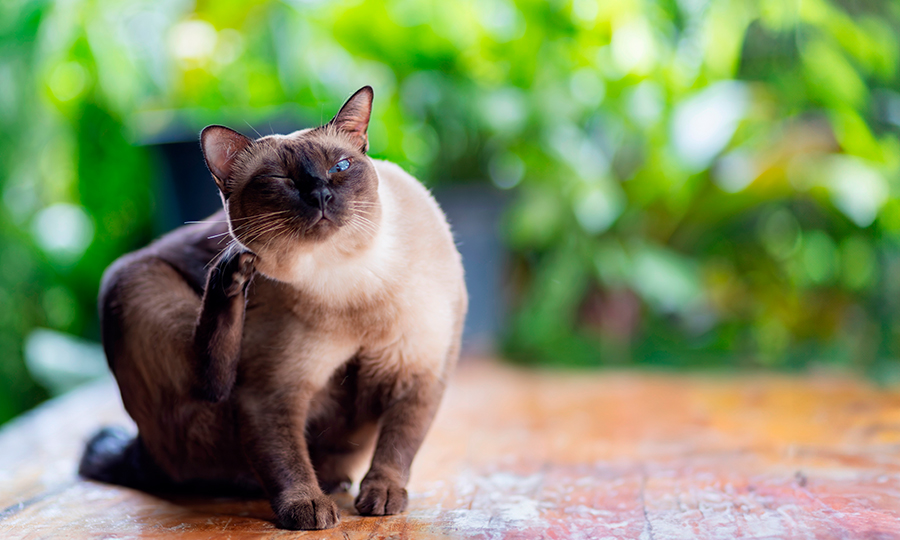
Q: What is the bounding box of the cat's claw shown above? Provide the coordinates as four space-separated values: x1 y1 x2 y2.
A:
274 493 340 530
355 478 408 516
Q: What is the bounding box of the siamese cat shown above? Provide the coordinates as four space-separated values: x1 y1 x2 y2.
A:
79 86 467 530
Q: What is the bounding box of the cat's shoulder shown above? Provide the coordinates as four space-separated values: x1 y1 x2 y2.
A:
369 157 410 178
369 158 443 217
370 159 428 194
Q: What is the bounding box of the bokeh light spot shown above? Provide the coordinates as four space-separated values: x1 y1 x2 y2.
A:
802 230 837 284
758 208 802 260
611 18 657 74
169 20 218 64
489 151 525 190
48 62 87 102
573 183 625 234
31 203 95 265
671 81 749 171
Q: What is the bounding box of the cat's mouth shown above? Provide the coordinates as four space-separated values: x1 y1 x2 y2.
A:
305 210 336 232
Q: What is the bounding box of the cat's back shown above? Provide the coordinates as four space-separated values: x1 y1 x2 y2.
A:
100 214 230 300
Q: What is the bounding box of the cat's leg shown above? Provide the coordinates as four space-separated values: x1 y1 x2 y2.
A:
83 250 256 489
236 385 340 530
355 373 446 516
192 249 256 402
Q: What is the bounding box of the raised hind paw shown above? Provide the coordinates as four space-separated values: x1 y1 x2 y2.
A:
219 250 256 297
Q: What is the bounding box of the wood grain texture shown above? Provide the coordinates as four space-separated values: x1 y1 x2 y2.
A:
2 360 900 539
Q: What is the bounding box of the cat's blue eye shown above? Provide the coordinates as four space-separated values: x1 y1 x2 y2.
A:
329 158 351 174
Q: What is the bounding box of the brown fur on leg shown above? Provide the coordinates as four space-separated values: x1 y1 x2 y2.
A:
192 249 256 403
236 384 340 530
355 372 445 516
94 253 255 489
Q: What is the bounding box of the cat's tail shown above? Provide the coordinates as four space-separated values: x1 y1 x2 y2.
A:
78 426 170 491
79 426 265 496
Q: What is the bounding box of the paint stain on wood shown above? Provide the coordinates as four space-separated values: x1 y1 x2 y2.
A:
1 360 899 538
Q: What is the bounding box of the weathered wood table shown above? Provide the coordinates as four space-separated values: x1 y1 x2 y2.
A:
2 360 899 539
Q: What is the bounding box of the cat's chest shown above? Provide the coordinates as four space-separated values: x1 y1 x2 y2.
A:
245 276 399 345
288 238 395 305
241 280 403 389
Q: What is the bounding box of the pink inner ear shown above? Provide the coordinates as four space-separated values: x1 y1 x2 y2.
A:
338 120 367 140
334 114 369 151
202 126 251 181
330 87 373 151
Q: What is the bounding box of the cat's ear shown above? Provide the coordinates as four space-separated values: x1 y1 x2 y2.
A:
200 125 252 195
328 86 373 153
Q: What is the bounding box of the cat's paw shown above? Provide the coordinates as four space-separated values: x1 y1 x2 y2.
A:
355 478 408 516
274 493 340 530
219 251 256 297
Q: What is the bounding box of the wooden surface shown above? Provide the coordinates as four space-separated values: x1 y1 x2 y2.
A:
2 360 900 539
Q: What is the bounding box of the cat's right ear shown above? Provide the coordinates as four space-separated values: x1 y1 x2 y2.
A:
200 125 252 196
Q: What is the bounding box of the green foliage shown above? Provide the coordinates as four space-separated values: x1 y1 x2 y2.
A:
2 0 900 424
501 0 900 371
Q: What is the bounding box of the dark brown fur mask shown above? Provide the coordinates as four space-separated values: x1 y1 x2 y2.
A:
200 86 380 270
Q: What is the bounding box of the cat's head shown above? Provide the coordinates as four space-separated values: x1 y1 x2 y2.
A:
200 86 380 274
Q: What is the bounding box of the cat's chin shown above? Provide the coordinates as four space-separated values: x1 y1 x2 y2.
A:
304 217 339 236
294 223 347 250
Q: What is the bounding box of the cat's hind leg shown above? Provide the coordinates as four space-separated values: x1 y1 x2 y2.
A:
88 251 255 489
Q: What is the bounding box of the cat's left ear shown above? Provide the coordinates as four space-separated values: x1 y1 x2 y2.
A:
328 86 373 153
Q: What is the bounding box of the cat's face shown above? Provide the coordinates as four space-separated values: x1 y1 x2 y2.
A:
200 87 380 266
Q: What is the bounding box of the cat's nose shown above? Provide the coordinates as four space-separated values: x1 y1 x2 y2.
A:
311 186 333 210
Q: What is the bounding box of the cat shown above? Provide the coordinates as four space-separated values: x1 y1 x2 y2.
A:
78 86 468 530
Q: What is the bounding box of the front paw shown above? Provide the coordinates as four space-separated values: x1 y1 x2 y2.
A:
355 478 408 516
219 251 256 297
274 493 340 530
